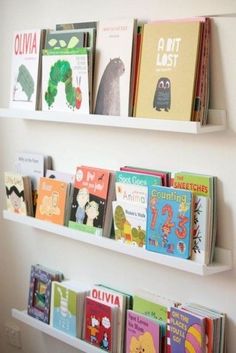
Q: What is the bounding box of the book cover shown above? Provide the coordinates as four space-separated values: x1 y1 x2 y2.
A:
42 48 90 113
9 29 45 110
35 177 68 225
135 20 201 121
116 170 162 188
90 285 127 353
69 165 111 235
93 18 137 116
112 200 146 247
4 171 33 216
120 166 170 186
126 310 161 353
27 264 63 324
50 280 89 337
45 29 87 50
170 306 205 353
84 296 117 352
146 185 193 259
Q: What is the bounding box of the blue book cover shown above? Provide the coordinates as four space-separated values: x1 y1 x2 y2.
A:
146 185 193 258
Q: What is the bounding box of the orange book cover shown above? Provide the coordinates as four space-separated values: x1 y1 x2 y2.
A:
35 177 68 225
135 20 201 121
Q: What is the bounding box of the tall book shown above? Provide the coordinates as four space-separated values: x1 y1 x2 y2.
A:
126 310 161 353
146 185 193 259
134 20 201 121
9 29 45 110
69 165 111 236
93 18 137 116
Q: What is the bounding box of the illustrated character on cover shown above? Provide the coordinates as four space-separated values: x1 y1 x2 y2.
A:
75 187 89 223
13 64 34 102
85 200 99 226
153 77 171 112
6 185 25 213
88 315 100 344
94 57 125 116
129 332 156 353
100 332 109 350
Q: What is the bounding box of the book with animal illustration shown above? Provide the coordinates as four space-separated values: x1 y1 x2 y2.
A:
9 29 46 110
35 177 69 225
42 47 90 113
69 165 111 236
170 306 206 353
126 310 161 353
83 296 118 352
4 171 34 216
27 264 64 324
146 185 193 259
93 18 137 116
90 285 127 353
112 200 146 247
50 280 90 337
134 20 201 121
173 171 215 263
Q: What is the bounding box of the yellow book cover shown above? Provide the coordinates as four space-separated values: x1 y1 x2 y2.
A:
135 20 201 121
36 177 68 225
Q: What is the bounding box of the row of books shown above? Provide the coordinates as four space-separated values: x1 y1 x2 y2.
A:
27 264 226 353
4 151 217 265
9 16 211 124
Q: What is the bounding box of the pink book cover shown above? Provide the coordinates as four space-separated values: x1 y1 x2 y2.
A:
126 310 161 353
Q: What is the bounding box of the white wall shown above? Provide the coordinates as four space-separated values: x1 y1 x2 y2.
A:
0 1 236 352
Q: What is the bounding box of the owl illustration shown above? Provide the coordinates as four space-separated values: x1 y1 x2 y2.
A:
153 77 171 112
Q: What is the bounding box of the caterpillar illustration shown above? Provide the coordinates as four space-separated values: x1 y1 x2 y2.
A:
45 60 82 110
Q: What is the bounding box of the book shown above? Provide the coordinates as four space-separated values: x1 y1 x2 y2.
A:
126 310 161 353
134 20 201 121
69 165 111 236
116 170 162 189
93 18 137 116
5 171 33 216
173 171 216 263
45 29 87 50
35 177 69 225
42 47 90 113
50 280 90 337
90 284 127 353
9 29 45 110
27 264 63 323
84 296 118 352
120 165 170 186
112 200 146 247
15 151 52 214
146 185 193 259
170 306 206 353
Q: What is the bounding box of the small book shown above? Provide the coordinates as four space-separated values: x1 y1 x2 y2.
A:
35 177 69 225
5 171 34 216
83 296 118 352
27 264 64 324
50 280 90 337
9 29 46 110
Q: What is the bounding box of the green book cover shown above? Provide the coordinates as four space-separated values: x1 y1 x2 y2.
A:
133 295 168 322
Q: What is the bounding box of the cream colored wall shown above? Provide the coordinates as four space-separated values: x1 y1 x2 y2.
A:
0 1 236 352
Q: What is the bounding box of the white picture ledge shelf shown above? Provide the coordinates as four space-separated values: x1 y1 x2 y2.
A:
3 210 232 276
12 309 104 353
0 108 226 134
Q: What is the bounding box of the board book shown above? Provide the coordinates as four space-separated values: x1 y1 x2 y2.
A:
9 29 45 110
146 185 193 259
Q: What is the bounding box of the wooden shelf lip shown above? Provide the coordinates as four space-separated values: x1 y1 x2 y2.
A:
3 210 232 276
12 309 104 353
0 108 226 134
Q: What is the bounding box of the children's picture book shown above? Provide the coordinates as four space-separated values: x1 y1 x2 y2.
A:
170 306 206 353
134 20 201 121
120 165 170 186
69 165 111 236
93 18 137 116
9 29 45 110
126 310 161 353
4 171 33 216
146 185 193 259
112 200 146 247
50 280 90 337
27 264 63 324
35 177 69 225
84 296 118 352
45 29 87 50
173 171 215 263
116 170 162 188
42 48 90 113
90 284 127 353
